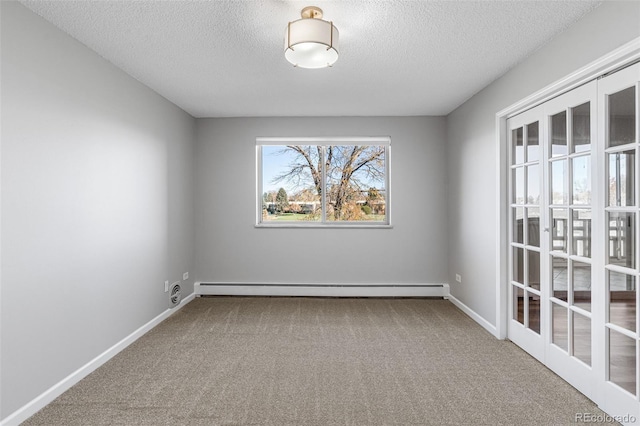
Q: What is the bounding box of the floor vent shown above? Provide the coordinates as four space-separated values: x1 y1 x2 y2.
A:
170 283 182 307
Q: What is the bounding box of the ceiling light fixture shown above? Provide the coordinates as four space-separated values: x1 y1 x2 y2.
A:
284 6 339 69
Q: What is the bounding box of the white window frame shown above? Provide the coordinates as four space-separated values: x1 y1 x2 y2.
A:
256 136 392 228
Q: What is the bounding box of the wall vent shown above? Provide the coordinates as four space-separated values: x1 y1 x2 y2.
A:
170 283 182 307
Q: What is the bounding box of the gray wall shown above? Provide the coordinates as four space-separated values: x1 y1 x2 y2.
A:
446 1 640 326
195 117 448 285
0 2 195 419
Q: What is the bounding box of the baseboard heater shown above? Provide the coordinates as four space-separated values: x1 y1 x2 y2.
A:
195 282 450 298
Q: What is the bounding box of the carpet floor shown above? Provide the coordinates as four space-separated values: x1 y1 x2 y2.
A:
24 296 611 425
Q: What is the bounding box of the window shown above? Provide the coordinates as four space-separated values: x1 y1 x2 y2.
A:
257 137 391 227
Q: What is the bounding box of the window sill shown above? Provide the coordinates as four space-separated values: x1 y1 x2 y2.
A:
255 223 393 229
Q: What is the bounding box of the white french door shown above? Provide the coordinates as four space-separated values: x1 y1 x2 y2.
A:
508 104 546 363
542 82 599 401
508 62 640 423
508 81 599 395
598 62 640 422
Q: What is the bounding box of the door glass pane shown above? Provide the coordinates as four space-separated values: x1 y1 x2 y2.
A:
527 250 540 290
527 207 540 247
572 209 591 258
513 247 524 284
572 260 591 312
513 127 524 164
608 212 636 269
551 160 567 205
513 207 524 244
551 256 568 301
573 312 591 366
513 286 524 324
551 209 568 252
609 329 637 395
572 156 591 205
527 165 540 204
527 122 539 162
572 102 591 153
609 86 636 148
608 270 636 332
552 302 568 352
552 110 568 157
528 291 540 334
608 150 635 207
513 167 524 204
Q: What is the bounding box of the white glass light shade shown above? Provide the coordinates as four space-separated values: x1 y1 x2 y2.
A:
284 18 339 69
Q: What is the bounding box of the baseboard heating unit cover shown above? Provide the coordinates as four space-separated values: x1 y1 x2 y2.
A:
195 283 450 298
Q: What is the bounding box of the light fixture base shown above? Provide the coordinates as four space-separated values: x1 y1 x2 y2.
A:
301 6 323 19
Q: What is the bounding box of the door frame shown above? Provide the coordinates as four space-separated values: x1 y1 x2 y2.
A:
496 37 640 341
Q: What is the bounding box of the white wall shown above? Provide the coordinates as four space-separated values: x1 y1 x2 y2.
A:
195 117 447 285
446 1 640 326
0 2 195 419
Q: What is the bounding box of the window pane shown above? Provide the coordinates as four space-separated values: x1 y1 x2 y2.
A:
527 164 540 204
608 212 636 269
552 302 568 352
608 270 636 333
514 167 525 204
572 312 591 366
325 146 386 222
608 150 635 207
551 256 568 302
513 285 524 324
513 247 524 284
513 127 524 164
551 110 567 157
528 291 540 334
572 209 591 258
527 122 539 162
513 207 524 244
261 145 321 222
573 260 591 312
551 160 567 205
551 209 568 252
259 143 389 225
609 329 636 395
527 250 540 290
572 102 591 153
609 87 636 148
526 207 540 247
572 156 591 205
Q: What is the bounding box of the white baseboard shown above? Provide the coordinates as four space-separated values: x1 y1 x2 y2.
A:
447 293 499 338
195 282 450 298
0 293 196 426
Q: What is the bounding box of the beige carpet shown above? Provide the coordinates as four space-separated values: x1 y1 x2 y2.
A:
24 297 611 425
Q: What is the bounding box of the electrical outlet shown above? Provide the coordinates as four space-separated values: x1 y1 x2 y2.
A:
164 280 169 292
455 274 462 283
183 272 189 280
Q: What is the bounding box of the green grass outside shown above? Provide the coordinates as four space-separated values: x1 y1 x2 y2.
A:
265 213 385 222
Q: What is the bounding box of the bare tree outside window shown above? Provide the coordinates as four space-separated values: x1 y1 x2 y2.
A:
259 143 388 224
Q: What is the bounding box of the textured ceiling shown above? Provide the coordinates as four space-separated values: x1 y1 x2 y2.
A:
20 0 601 118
